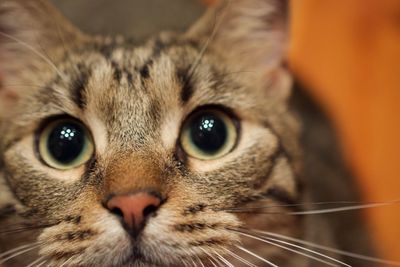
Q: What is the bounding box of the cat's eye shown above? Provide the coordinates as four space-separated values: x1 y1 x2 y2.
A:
180 109 238 160
38 118 94 170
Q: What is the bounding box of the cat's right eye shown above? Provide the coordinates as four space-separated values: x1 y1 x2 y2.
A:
37 118 94 170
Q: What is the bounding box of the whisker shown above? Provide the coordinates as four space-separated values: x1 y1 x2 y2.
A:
0 243 41 265
36 36 59 77
188 257 199 267
211 255 225 267
193 255 204 267
223 247 257 267
200 247 224 267
36 0 70 57
215 251 234 267
236 245 279 267
237 228 351 266
195 255 206 267
25 256 45 267
234 231 342 267
182 259 192 267
207 257 219 267
288 200 400 215
248 228 400 266
266 237 350 266
59 255 75 267
185 0 231 85
241 230 350 267
36 260 48 267
0 31 66 81
0 223 54 235
212 257 225 267
223 199 400 215
1 83 47 89
0 243 39 258
221 201 362 211
214 70 256 80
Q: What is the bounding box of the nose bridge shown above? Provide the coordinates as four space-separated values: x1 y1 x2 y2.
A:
105 156 162 195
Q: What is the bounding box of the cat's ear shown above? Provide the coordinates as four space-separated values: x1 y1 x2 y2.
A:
0 0 88 117
186 0 290 99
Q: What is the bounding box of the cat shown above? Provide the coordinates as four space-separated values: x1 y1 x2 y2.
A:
0 0 374 266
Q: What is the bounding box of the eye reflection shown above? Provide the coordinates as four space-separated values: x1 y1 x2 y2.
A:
201 119 214 130
60 127 76 139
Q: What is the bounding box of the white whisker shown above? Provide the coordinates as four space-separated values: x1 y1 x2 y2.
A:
288 200 400 215
0 243 39 259
189 257 199 267
187 0 231 79
181 258 191 267
0 31 66 80
199 247 220 267
238 228 350 266
0 244 41 264
223 201 361 211
235 231 341 267
267 236 350 266
36 260 48 267
215 251 234 267
195 255 206 267
251 229 400 266
207 257 219 267
1 83 46 89
223 247 257 267
224 200 400 214
212 256 225 267
236 245 279 267
59 255 75 267
25 256 45 267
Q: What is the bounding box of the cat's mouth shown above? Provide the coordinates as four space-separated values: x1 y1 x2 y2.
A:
121 251 154 267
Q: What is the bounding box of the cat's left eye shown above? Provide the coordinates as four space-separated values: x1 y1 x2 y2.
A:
37 118 94 170
180 108 239 160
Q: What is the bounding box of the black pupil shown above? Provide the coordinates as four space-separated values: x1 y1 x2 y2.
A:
190 113 227 154
47 122 85 164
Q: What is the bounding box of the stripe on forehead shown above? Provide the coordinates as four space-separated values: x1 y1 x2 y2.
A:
70 63 92 109
69 35 205 110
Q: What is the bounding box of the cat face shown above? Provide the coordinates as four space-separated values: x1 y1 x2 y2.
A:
0 0 304 266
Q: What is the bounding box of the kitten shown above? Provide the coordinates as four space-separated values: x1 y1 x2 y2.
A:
0 0 372 266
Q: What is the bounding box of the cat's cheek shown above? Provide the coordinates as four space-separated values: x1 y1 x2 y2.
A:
38 212 132 267
0 171 20 210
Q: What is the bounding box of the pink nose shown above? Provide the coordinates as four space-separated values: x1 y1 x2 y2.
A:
106 192 161 231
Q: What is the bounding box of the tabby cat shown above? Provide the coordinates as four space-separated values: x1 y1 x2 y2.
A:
0 0 373 266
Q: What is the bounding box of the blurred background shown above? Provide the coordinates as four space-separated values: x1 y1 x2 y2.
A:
50 0 400 265
289 1 400 264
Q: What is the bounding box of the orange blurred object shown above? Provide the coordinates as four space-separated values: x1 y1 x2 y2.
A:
289 0 400 263
202 0 400 263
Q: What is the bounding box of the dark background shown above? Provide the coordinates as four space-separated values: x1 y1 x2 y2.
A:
51 0 204 39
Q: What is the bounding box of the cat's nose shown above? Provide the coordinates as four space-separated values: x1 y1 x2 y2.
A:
106 192 161 233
